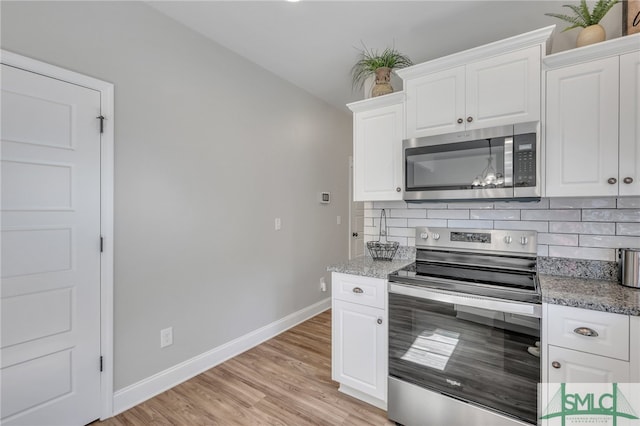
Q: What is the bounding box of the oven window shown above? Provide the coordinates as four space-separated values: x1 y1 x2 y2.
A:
389 293 540 424
406 137 509 191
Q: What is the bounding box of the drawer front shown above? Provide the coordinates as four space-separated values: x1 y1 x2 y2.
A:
547 304 629 361
332 272 386 309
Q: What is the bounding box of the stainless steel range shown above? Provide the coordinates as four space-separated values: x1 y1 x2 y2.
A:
388 227 541 426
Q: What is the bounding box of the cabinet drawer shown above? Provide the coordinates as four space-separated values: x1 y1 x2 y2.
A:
547 304 629 361
547 345 630 383
332 272 386 309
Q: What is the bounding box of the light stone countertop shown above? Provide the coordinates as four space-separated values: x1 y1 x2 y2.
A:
327 256 413 280
327 254 640 316
540 274 640 316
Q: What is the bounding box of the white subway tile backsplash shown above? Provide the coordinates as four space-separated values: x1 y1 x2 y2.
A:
358 197 635 262
407 219 448 228
428 209 469 219
388 227 415 238
494 199 550 210
538 233 579 246
549 221 615 235
579 235 640 249
407 202 447 209
372 201 408 209
537 245 549 256
447 220 493 229
618 197 640 208
617 223 640 236
582 209 640 222
447 202 494 209
549 246 616 261
389 209 427 219
494 220 549 232
470 209 520 220
550 197 616 209
521 209 581 221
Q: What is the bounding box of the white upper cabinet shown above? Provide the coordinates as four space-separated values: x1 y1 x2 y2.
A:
398 26 554 139
619 51 640 196
405 47 541 139
348 92 404 202
544 35 640 197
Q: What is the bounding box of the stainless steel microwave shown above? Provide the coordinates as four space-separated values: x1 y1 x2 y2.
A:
403 122 540 202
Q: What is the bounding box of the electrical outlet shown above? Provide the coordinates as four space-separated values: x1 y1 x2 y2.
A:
337 215 341 225
320 277 327 292
160 327 173 348
275 217 281 231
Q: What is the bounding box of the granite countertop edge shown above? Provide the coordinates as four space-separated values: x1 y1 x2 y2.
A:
540 274 640 316
327 257 640 316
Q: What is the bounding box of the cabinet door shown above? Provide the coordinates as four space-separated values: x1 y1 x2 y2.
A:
547 346 630 383
353 102 404 201
405 66 465 138
332 300 387 401
619 51 640 196
546 57 619 197
466 46 541 129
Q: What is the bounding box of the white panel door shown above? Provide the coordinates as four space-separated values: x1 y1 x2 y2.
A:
547 346 630 383
1 64 102 425
545 57 619 197
405 66 465 138
619 51 640 196
332 300 387 401
353 102 404 201
466 46 541 129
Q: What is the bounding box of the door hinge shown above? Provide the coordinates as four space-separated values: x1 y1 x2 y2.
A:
97 115 105 134
100 356 103 372
100 236 104 253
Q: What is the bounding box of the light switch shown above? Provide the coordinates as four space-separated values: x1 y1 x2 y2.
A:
275 218 281 231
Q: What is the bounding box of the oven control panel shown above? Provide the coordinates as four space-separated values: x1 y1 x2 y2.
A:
415 227 537 255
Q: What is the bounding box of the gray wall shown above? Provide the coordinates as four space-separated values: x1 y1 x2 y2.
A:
1 1 352 390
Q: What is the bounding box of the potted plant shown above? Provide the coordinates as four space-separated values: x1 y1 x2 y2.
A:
351 44 413 98
545 0 620 47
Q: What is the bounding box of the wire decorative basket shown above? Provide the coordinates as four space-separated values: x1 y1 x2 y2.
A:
366 209 399 261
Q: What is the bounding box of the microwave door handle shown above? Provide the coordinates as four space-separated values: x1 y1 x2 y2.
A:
388 282 541 318
503 136 513 187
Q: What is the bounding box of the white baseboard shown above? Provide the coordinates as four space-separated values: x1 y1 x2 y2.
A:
111 298 331 416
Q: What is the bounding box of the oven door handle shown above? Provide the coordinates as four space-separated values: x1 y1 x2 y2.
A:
389 283 541 318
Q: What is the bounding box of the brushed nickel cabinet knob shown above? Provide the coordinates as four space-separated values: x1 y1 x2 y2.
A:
608 177 617 184
457 118 463 124
352 287 363 294
552 361 561 369
467 116 473 123
624 177 634 184
396 187 401 192
377 318 383 325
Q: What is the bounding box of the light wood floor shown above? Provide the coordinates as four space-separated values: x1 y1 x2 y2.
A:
99 310 393 425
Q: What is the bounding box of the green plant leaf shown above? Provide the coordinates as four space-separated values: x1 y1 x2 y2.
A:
351 43 413 91
546 0 620 30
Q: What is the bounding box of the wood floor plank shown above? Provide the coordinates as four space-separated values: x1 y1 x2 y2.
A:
99 310 392 425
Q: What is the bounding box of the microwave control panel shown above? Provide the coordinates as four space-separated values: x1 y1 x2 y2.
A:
513 133 537 187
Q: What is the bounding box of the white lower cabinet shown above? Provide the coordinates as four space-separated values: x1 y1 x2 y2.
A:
543 304 631 384
547 346 630 383
331 272 387 409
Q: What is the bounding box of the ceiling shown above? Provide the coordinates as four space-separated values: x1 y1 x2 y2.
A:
148 1 597 111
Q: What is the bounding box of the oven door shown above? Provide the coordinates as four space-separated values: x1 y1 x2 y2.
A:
388 283 540 425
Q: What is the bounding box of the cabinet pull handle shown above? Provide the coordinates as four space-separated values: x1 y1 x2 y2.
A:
377 318 383 325
624 177 634 184
352 287 363 294
552 361 561 369
396 187 401 192
467 116 473 123
608 177 617 184
574 327 598 337
457 118 463 124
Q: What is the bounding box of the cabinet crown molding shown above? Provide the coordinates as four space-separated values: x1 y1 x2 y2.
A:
396 25 555 80
544 33 640 69
347 91 405 112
